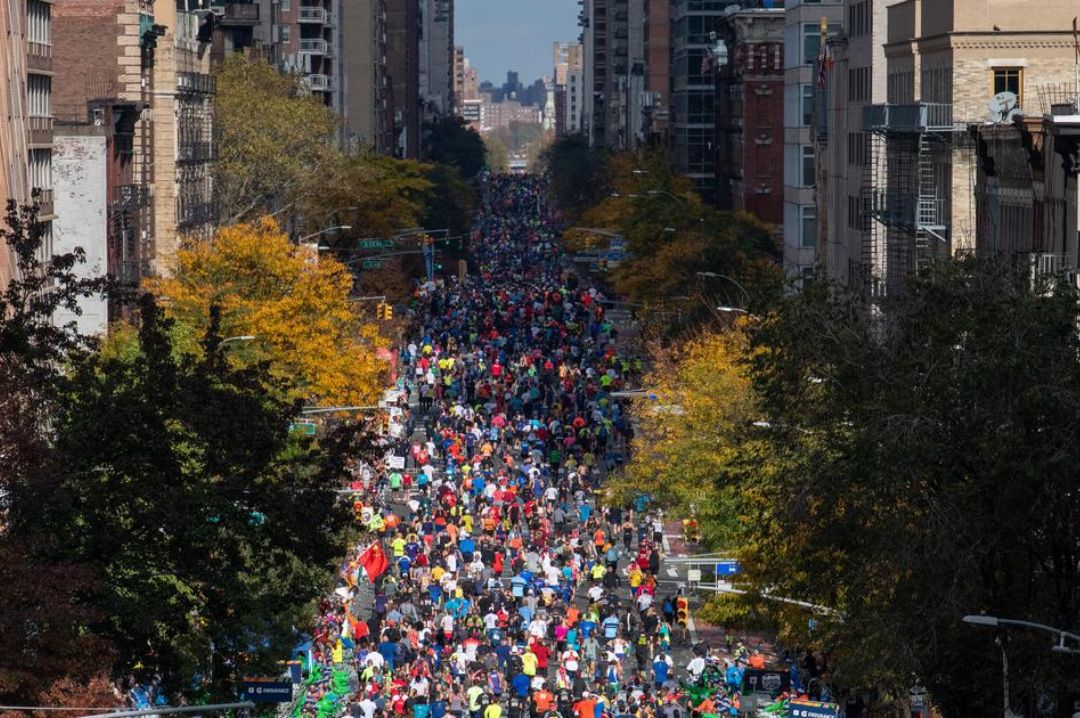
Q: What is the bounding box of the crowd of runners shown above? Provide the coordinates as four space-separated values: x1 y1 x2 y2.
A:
288 176 828 718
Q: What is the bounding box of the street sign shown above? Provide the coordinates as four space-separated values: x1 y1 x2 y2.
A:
788 699 839 718
289 421 317 436
716 560 741 577
359 239 394 249
742 669 790 696
362 259 386 270
239 679 293 703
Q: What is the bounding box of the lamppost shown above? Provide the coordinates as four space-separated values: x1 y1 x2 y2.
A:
298 225 352 244
696 271 750 308
962 614 1080 717
216 335 256 351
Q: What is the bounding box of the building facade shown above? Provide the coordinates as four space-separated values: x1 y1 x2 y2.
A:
868 0 1080 294
553 41 584 136
671 0 739 202
782 0 843 283
713 6 785 227
643 0 670 142
0 0 55 291
386 0 420 158
341 0 389 153
419 0 454 120
819 0 888 291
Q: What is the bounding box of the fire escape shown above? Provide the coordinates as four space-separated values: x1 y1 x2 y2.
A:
862 102 962 295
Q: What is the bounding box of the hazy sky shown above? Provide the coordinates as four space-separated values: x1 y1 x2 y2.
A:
455 0 580 86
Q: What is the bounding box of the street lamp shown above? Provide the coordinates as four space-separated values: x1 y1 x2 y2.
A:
751 420 815 436
298 225 352 244
216 335 256 351
962 614 1080 717
696 271 751 308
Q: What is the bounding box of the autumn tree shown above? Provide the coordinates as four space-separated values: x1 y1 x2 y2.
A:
214 55 338 224
146 219 389 407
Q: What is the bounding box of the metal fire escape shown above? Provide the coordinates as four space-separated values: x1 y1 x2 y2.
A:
862 102 960 292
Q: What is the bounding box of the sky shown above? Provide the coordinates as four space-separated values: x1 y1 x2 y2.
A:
455 0 580 86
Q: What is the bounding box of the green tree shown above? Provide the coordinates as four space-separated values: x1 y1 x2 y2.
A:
214 55 338 224
541 134 607 218
10 297 356 699
423 115 487 179
423 163 476 239
735 260 1080 714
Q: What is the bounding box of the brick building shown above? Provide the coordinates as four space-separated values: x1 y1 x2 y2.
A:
713 5 784 226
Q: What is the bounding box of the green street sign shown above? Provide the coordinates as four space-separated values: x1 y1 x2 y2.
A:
362 259 386 269
289 421 317 436
359 239 394 249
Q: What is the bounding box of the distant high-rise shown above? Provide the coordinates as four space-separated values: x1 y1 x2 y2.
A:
342 0 390 153
579 0 647 150
553 41 584 136
386 0 421 158
420 0 454 120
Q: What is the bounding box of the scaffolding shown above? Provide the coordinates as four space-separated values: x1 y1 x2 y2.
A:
861 102 966 295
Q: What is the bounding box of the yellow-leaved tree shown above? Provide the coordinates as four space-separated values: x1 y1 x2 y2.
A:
146 219 388 407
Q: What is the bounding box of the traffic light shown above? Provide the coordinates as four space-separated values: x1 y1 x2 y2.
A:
375 302 387 319
676 596 690 626
598 259 608 273
383 304 393 320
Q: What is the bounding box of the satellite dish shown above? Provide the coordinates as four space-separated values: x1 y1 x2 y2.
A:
987 91 1021 122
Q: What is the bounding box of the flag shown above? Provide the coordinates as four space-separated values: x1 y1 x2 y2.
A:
358 541 389 581
700 48 714 77
817 41 834 91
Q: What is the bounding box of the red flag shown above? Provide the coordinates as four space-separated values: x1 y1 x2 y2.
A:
359 541 389 581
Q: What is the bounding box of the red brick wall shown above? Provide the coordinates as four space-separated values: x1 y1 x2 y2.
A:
52 0 125 123
740 52 784 226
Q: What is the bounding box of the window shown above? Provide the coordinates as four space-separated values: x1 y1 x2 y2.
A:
993 67 1022 102
800 205 817 248
801 84 813 126
279 24 290 42
27 0 50 46
801 145 815 187
803 23 820 65
279 0 290 10
27 74 50 118
29 149 51 191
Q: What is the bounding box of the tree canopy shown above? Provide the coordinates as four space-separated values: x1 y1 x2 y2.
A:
146 219 389 407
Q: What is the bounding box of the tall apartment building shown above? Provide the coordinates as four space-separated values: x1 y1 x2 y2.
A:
782 0 843 283
819 0 888 290
579 0 607 146
282 0 342 113
0 0 55 292
671 0 739 202
342 0 389 153
866 0 1080 294
208 0 271 64
386 0 420 158
453 45 465 108
419 0 454 120
553 41 584 136
642 0 670 141
713 5 785 227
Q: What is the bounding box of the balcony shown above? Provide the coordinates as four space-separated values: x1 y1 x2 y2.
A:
219 2 259 26
177 141 214 164
113 184 151 209
299 38 329 55
863 103 956 133
304 73 331 92
298 6 329 24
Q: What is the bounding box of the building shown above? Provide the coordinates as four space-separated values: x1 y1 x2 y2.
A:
579 0 648 150
152 0 215 273
479 95 541 132
0 0 55 292
419 0 454 120
713 5 785 227
208 0 272 65
54 0 160 291
342 0 389 153
386 0 420 158
643 0 671 141
782 0 843 283
282 0 342 113
866 0 1080 294
970 115 1080 281
553 41 584 136
453 45 466 108
671 0 740 202
819 0 888 290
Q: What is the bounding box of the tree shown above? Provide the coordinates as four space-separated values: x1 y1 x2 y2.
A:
10 296 356 700
483 133 509 174
423 115 487 179
145 219 389 407
214 55 338 224
301 153 434 242
729 260 1080 714
423 163 476 239
541 134 607 218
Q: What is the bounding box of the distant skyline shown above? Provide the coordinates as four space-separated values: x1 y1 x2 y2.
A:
455 0 579 86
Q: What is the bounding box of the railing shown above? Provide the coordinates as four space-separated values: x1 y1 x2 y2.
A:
298 38 328 54
298 6 329 23
863 103 955 133
177 141 215 164
221 2 259 25
177 71 215 95
1022 252 1072 278
304 74 331 91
